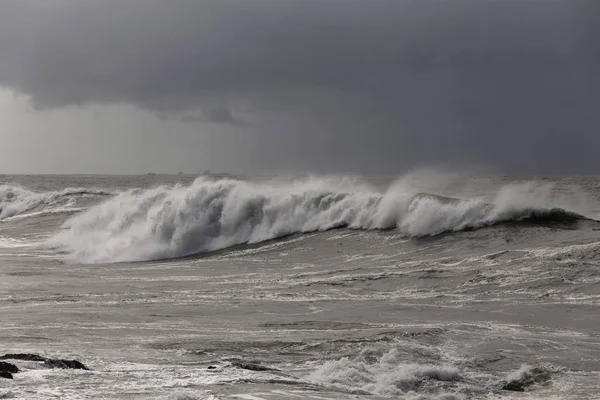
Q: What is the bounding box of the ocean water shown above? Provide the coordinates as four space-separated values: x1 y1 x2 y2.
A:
1 172 600 399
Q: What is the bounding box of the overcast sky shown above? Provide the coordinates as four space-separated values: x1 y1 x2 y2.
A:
0 0 599 175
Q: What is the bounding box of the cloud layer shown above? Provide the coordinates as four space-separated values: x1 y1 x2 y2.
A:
1 1 599 173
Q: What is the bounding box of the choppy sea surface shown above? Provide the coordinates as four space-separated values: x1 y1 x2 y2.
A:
1 172 600 399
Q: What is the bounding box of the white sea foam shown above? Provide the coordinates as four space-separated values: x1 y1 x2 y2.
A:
308 348 462 398
0 236 32 249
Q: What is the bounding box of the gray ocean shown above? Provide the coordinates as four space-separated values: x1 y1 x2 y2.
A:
1 172 600 399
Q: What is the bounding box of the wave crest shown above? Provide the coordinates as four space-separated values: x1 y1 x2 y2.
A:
44 176 591 264
0 185 111 220
308 348 461 397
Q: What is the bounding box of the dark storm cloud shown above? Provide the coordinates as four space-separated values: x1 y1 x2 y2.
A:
1 0 599 173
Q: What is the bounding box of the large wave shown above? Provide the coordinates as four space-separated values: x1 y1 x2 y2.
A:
45 176 590 264
0 185 110 220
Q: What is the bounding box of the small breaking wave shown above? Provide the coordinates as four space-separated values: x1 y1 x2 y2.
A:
308 349 558 398
499 363 557 392
45 176 592 263
308 348 462 398
0 185 111 221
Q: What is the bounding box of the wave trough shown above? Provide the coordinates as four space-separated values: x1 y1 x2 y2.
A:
43 176 590 264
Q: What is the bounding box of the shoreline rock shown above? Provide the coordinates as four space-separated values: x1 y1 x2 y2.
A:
0 361 19 380
0 371 13 379
0 353 89 378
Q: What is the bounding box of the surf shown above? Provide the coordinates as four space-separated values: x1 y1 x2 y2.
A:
43 175 593 264
0 185 111 220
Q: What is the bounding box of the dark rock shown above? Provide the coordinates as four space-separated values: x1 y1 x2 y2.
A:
502 365 552 392
502 381 525 392
231 361 276 372
0 353 46 362
44 359 89 370
0 361 19 379
207 365 217 370
1 353 89 371
0 361 19 374
0 371 13 379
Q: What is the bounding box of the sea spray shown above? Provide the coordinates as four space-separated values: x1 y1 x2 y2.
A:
44 176 588 263
308 348 462 397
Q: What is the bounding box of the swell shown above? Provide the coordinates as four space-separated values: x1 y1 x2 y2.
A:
0 185 111 220
496 208 587 225
44 177 592 264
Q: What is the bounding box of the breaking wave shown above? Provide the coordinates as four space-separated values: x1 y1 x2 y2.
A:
0 185 111 220
308 348 462 398
307 348 558 397
44 175 592 264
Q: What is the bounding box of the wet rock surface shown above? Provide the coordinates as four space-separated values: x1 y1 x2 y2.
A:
44 359 89 370
0 362 19 380
501 365 553 392
0 353 89 378
230 360 277 372
502 381 526 392
0 354 46 362
0 371 13 380
0 362 19 374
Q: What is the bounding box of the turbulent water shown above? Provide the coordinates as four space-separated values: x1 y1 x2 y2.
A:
1 172 600 399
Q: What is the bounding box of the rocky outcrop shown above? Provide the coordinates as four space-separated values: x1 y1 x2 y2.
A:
44 359 88 370
501 365 552 392
206 360 279 372
0 353 89 378
230 360 277 372
0 371 13 379
501 381 526 392
0 354 46 362
0 361 19 379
